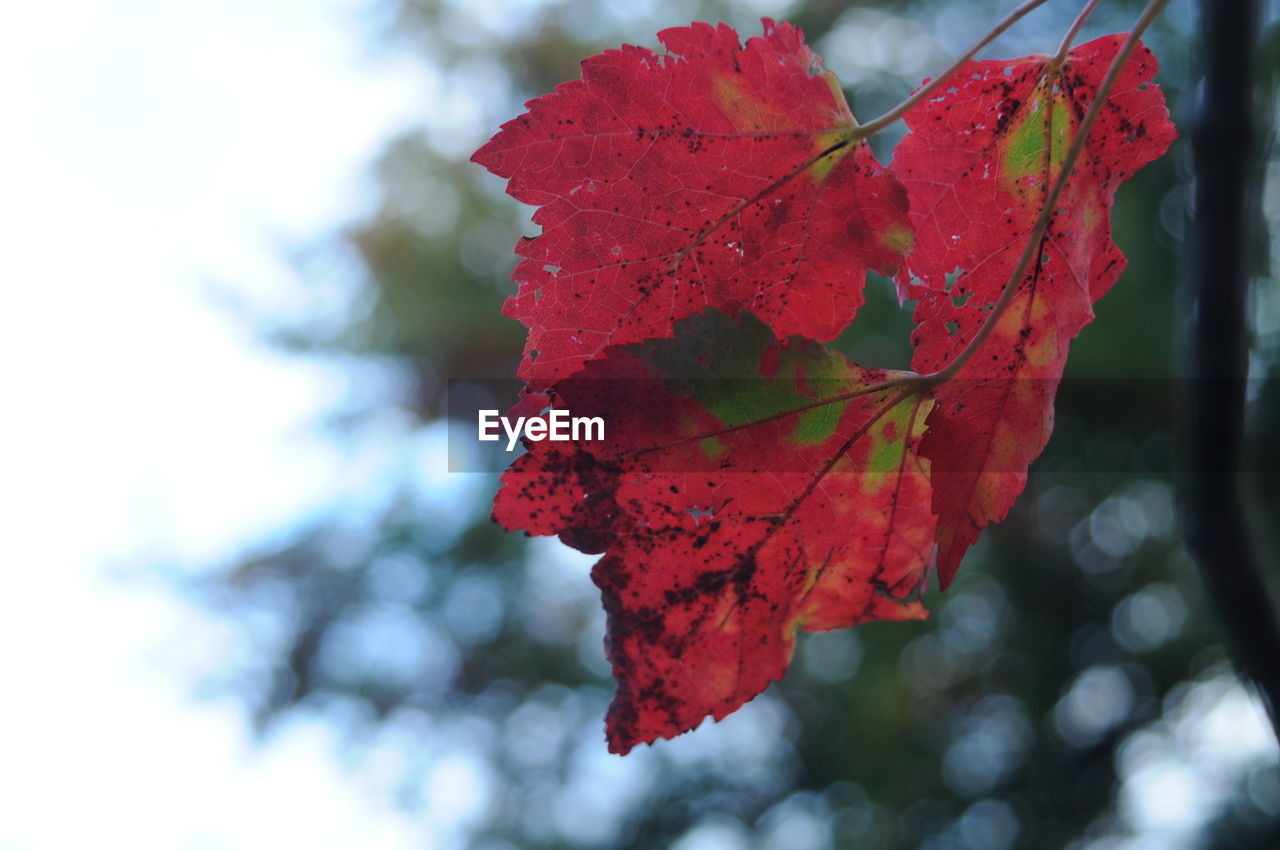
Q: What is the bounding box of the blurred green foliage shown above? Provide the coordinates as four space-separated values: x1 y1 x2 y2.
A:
198 1 1280 847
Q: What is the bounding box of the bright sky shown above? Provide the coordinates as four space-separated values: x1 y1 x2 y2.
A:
0 1 1274 848
0 0 450 846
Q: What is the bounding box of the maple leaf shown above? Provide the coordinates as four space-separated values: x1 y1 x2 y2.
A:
493 312 934 753
478 13 1178 754
890 34 1176 585
472 20 911 389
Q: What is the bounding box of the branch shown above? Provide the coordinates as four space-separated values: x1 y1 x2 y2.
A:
1184 0 1280 737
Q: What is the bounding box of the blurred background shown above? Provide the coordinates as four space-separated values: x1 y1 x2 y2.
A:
6 0 1280 847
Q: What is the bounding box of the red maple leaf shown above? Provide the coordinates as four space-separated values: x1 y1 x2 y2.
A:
494 312 934 753
472 20 911 389
891 34 1176 585
477 19 1176 753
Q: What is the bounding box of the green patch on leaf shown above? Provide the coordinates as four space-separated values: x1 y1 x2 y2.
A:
1001 84 1073 197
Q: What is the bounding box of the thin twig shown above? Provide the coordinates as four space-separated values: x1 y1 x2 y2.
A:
855 0 1051 139
1053 0 1102 63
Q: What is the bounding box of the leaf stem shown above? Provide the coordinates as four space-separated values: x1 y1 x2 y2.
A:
854 0 1052 139
922 0 1171 385
1053 0 1102 64
628 371 927 459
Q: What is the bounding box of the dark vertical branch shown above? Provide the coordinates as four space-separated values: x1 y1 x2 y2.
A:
1186 0 1280 736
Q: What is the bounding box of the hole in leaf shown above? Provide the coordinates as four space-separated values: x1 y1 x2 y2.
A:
685 506 715 525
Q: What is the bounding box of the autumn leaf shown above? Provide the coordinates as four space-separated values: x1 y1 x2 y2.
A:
477 14 1177 753
493 312 934 753
472 20 911 389
890 34 1176 585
